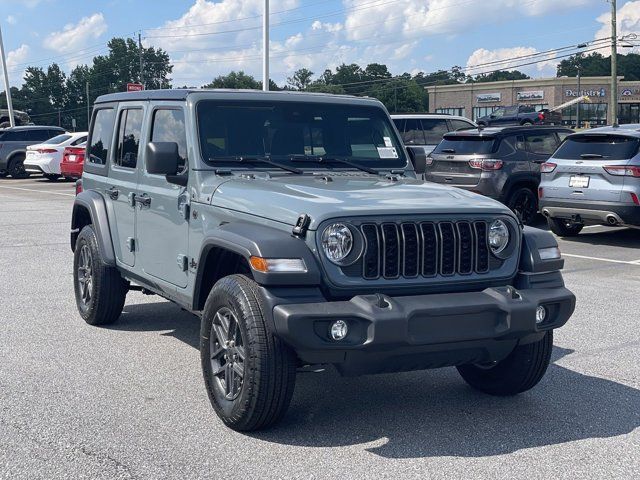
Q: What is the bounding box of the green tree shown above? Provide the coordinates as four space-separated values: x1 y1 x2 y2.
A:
204 71 261 89
473 70 530 83
287 68 314 90
557 52 640 81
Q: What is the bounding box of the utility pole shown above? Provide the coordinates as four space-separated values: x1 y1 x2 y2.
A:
576 66 581 128
86 81 90 128
263 0 269 91
610 0 618 126
0 24 15 127
138 32 144 88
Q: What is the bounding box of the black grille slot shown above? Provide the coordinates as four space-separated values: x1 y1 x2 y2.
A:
420 223 438 276
475 221 489 273
457 222 473 275
401 223 419 278
439 222 457 276
381 223 400 278
361 224 380 279
359 220 493 280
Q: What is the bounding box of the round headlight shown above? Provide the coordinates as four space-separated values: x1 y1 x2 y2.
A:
321 223 353 264
488 219 510 255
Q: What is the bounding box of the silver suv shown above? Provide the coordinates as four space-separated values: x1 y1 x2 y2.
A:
391 114 475 155
539 125 640 236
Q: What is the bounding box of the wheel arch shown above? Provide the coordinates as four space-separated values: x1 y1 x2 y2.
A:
71 190 116 266
501 175 539 202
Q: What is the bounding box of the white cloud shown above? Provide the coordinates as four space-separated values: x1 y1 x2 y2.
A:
594 0 640 54
466 46 558 78
6 15 17 25
43 13 107 54
6 44 30 86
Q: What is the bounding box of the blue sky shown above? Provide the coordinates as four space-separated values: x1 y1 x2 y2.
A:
0 0 638 88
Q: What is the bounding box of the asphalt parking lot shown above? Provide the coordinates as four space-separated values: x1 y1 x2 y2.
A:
1 177 638 479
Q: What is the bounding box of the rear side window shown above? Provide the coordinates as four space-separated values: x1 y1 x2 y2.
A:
449 119 474 131
151 109 188 171
421 119 449 144
27 130 54 142
71 136 87 146
88 108 115 166
2 131 27 141
433 136 497 155
44 134 72 145
525 133 558 155
115 109 143 169
400 119 426 145
554 135 640 160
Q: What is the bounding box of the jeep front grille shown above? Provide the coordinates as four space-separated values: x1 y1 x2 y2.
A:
360 221 490 280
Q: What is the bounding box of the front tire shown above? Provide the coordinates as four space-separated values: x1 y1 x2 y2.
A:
457 331 553 395
201 274 297 431
73 225 128 326
548 217 583 237
506 186 538 225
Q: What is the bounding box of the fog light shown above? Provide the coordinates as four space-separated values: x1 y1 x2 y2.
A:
329 320 348 341
536 306 547 325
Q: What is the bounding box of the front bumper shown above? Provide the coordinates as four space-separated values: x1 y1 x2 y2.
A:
272 285 575 375
540 198 640 226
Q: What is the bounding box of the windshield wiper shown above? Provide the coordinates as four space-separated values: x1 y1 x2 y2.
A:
580 153 605 159
288 154 378 175
208 155 302 174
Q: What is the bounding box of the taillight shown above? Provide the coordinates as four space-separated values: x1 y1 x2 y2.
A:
540 162 557 173
36 148 58 154
468 159 503 171
75 179 83 195
425 157 434 166
630 192 640 205
538 112 544 121
603 166 640 177
63 147 85 163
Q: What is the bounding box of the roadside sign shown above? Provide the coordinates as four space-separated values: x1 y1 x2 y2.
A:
127 83 144 92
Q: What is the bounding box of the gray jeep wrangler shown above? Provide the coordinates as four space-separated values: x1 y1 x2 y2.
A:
71 89 575 431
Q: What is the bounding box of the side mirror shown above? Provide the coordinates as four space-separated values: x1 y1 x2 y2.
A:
406 146 427 175
146 142 179 175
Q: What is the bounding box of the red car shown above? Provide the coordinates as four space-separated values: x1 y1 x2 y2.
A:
60 144 86 179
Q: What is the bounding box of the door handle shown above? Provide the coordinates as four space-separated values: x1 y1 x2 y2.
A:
136 193 151 208
105 187 119 200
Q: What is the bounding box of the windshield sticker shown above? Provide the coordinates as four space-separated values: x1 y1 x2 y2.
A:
377 147 398 159
383 136 393 147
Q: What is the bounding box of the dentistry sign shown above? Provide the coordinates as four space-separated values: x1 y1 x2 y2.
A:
565 88 606 98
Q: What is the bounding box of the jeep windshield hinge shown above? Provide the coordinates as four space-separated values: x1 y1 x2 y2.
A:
292 213 311 237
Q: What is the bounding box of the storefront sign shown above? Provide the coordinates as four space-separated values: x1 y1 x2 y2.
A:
565 88 606 98
477 93 501 103
516 90 544 101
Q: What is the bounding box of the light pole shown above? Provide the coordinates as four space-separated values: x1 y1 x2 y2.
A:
263 0 269 92
0 24 15 127
610 0 618 126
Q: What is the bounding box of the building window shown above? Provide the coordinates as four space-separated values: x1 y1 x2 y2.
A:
436 107 465 117
561 103 608 128
530 104 549 112
472 106 500 121
619 104 640 124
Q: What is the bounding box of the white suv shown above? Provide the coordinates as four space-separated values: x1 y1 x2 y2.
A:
391 113 476 155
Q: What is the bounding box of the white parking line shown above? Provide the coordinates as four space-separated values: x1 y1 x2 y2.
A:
563 253 640 265
0 185 74 197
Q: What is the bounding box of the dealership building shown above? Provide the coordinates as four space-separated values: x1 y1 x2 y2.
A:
426 76 640 127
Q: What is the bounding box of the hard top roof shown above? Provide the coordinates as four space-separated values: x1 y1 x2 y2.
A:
2 125 64 131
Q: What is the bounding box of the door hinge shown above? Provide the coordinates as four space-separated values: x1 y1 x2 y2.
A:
126 237 136 252
292 213 311 237
189 258 198 270
177 254 188 272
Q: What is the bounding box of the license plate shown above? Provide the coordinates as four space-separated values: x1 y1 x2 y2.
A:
569 175 590 188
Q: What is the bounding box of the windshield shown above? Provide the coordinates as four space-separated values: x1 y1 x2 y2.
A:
554 135 640 160
197 100 407 170
43 134 72 145
433 136 498 155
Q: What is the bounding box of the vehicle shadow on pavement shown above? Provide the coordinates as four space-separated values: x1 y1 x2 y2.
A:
255 346 640 458
560 228 640 249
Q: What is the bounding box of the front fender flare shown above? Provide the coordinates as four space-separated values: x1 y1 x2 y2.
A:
71 190 116 266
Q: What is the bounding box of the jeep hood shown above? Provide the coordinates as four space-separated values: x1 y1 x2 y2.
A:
209 174 512 229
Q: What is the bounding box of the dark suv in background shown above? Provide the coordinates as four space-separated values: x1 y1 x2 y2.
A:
0 125 66 178
427 126 573 224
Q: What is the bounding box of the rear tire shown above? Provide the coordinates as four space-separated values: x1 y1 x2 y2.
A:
44 174 60 181
457 331 553 395
547 217 583 237
201 274 297 431
73 225 128 326
506 186 538 225
521 120 533 126
8 154 29 179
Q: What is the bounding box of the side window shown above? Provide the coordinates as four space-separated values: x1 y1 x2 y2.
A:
150 109 188 172
4 131 27 141
498 136 517 155
27 130 53 142
515 135 526 151
48 130 64 139
449 119 474 132
72 136 87 146
556 131 571 143
421 119 448 144
401 119 426 145
115 108 143 169
88 108 115 166
525 133 557 155
392 118 405 134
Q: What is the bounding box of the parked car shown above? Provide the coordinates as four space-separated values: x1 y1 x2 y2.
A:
427 126 573 224
0 109 31 128
0 125 67 178
539 124 640 236
476 105 562 127
71 89 575 431
24 132 87 180
60 143 86 180
391 113 475 154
